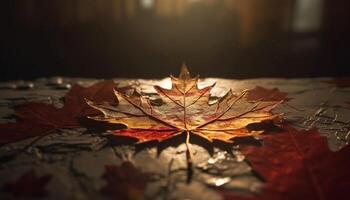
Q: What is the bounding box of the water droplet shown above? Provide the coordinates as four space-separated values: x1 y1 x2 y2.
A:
17 82 34 90
233 150 245 162
0 83 17 89
206 177 231 187
55 83 71 90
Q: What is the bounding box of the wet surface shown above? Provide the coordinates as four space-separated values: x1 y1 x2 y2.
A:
0 77 349 199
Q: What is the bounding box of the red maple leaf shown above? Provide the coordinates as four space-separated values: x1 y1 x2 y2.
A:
100 162 151 200
221 125 350 200
2 169 52 198
0 80 118 144
325 78 350 88
247 86 289 102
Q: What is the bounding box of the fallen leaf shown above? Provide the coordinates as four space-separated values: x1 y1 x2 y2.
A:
0 80 119 144
2 169 52 198
101 162 151 200
87 66 281 175
87 66 282 144
221 125 350 200
325 78 350 88
247 86 289 102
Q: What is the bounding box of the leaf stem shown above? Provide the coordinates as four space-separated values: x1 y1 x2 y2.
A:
185 130 193 183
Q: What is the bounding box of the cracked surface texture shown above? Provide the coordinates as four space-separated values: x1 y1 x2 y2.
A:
0 77 349 200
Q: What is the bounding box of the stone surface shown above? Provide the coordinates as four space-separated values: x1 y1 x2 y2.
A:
0 77 349 200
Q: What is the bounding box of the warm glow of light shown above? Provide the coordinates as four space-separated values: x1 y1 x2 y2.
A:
141 0 154 9
293 0 323 32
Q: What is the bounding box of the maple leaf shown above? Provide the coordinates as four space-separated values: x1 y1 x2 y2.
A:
87 66 282 171
101 162 151 200
2 169 52 198
247 86 290 102
220 125 350 200
0 80 119 144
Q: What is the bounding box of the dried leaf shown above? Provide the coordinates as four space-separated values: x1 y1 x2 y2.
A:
101 162 151 200
87 66 282 144
247 86 289 102
221 125 350 200
325 78 350 88
2 169 52 198
0 81 119 144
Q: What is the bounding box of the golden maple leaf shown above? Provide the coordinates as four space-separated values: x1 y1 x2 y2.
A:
87 66 281 143
86 66 281 172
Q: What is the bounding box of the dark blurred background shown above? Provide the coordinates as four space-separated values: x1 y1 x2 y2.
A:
1 0 350 81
